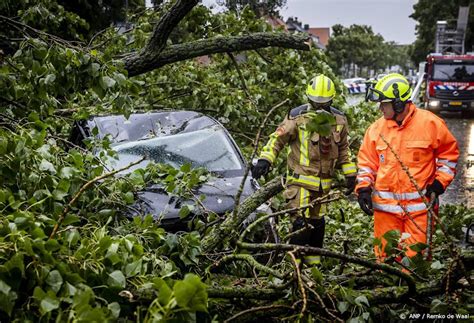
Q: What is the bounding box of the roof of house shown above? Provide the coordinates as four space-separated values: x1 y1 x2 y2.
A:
307 28 330 47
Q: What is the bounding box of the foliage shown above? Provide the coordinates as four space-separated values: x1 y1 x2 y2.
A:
409 0 474 64
326 24 414 78
0 1 472 322
222 0 287 16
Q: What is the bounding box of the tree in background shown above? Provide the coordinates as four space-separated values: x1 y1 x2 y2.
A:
326 24 389 78
222 0 287 16
410 0 474 64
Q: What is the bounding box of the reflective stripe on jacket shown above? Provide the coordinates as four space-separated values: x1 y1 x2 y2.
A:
260 104 356 191
356 103 459 214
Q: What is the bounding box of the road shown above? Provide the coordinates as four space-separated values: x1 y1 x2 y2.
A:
439 112 474 207
346 95 474 207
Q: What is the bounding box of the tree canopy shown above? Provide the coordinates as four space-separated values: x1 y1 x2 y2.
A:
410 0 474 64
325 24 412 78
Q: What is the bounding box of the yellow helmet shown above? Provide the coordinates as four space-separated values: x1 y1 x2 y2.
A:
367 73 412 103
306 74 336 103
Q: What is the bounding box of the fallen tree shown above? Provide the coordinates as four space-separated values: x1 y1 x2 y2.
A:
0 1 472 322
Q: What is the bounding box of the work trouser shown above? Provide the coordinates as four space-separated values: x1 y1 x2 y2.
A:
374 207 436 260
283 185 326 266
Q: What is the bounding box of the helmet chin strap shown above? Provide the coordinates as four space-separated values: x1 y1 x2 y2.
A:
391 102 405 124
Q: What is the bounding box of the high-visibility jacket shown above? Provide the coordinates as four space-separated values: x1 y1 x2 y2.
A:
356 103 459 215
259 104 357 191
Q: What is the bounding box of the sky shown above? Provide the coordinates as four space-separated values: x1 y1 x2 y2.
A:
198 0 419 45
280 0 418 44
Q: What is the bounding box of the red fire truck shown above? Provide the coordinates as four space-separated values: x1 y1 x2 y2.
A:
424 53 474 116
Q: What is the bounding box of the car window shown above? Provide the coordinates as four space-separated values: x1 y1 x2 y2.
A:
104 125 243 173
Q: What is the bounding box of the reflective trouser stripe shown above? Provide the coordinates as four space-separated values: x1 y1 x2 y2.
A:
437 159 457 168
304 255 321 265
374 189 426 200
357 176 373 184
437 165 454 176
342 162 357 175
298 128 309 166
294 256 321 266
373 202 427 213
300 187 310 218
358 166 376 175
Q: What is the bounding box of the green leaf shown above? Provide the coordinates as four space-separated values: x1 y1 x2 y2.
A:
124 260 142 277
39 159 56 174
52 189 68 201
155 278 173 306
337 301 349 313
65 282 77 297
44 74 56 85
123 191 134 204
310 267 323 284
409 242 428 252
89 63 100 77
431 260 444 270
180 163 191 172
179 205 194 219
355 295 369 307
108 302 121 319
46 270 63 293
59 167 76 179
0 280 11 295
40 295 60 314
174 274 208 312
100 76 116 89
108 270 126 288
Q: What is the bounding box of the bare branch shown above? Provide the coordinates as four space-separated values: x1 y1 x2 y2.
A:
238 241 417 297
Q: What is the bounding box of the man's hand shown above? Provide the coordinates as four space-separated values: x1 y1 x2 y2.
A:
425 179 445 198
357 188 373 216
344 176 356 196
251 159 271 179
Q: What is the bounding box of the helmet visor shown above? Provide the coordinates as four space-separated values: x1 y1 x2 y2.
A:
365 86 390 103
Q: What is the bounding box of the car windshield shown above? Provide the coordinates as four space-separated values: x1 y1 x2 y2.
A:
105 125 243 173
433 63 474 82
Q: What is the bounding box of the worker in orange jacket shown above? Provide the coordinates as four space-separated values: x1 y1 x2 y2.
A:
356 73 459 260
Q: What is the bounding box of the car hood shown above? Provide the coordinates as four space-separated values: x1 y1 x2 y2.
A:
130 175 256 221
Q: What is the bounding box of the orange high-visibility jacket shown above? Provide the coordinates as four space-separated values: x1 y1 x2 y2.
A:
356 103 459 215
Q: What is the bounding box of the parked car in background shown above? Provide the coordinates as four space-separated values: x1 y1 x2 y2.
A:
70 111 275 234
343 77 366 94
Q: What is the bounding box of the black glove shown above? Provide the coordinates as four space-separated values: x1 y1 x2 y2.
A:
344 176 356 196
251 159 271 179
425 179 445 198
357 188 373 216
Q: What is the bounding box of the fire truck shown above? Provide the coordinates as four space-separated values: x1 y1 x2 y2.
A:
424 53 474 116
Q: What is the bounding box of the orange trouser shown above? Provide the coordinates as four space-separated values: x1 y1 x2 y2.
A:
373 210 432 260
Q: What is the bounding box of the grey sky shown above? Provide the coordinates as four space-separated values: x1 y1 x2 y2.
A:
281 0 418 44
160 0 418 44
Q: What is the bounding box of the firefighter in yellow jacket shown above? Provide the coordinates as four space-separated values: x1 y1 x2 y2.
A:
252 74 357 265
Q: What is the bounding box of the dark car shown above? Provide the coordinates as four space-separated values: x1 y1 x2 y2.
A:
70 110 272 232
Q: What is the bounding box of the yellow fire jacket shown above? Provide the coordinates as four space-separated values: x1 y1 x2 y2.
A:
259 104 357 191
